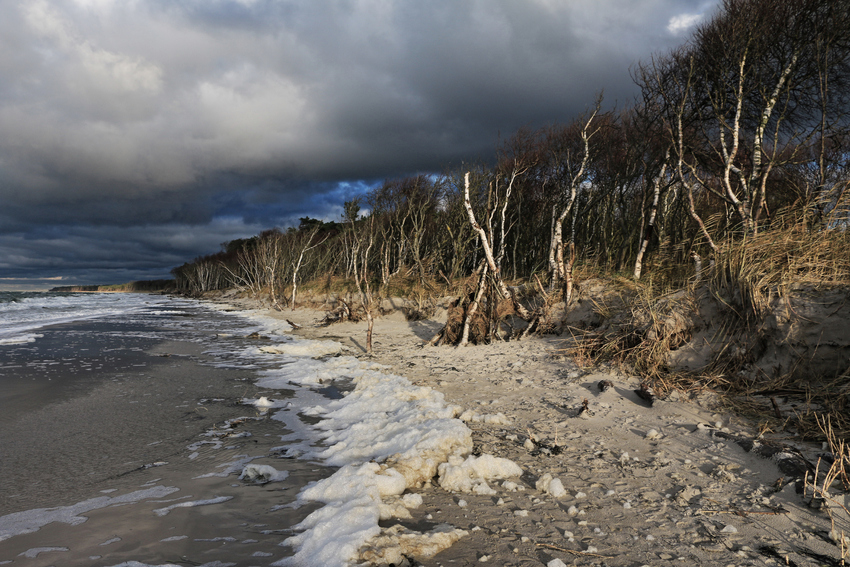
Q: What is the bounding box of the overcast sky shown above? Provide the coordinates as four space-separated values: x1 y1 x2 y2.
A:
0 0 718 290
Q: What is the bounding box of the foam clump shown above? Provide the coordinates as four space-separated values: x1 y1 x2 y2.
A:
276 362 473 566
300 463 407 503
377 491 427 520
458 410 512 426
359 523 469 565
401 493 423 508
259 339 342 358
438 454 523 493
535 473 567 498
253 396 275 408
243 396 291 410
301 405 326 416
239 464 289 483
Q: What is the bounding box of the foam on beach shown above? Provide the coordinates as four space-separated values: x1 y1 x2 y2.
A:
239 464 289 483
0 333 42 345
255 354 377 386
260 359 477 566
152 496 234 517
437 454 523 494
0 486 179 542
258 339 342 358
227 309 522 567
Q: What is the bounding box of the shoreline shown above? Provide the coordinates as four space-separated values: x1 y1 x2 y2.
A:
0 301 336 566
0 293 846 566
242 297 849 566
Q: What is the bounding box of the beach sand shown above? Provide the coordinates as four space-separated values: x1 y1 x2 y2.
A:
1 298 847 566
267 301 848 566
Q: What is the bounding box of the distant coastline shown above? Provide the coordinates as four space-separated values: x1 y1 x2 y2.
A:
49 279 175 293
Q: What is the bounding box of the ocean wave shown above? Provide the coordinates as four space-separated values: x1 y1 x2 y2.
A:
0 293 172 344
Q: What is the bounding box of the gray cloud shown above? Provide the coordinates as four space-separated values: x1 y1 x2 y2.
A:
0 0 717 287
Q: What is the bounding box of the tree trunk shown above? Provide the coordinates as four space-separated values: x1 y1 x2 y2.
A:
462 172 532 320
564 242 576 304
634 149 670 280
459 264 488 347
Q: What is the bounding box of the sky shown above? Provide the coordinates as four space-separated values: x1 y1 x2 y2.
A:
0 0 718 290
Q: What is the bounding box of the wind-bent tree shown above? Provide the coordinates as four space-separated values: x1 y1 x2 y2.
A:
677 0 850 234
349 212 376 354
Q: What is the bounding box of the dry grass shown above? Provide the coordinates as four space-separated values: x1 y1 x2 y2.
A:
800 415 850 562
722 367 850 443
562 281 721 395
709 210 850 324
707 210 850 442
562 211 850 442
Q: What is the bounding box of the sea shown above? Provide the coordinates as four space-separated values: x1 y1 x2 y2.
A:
0 292 470 567
0 292 324 564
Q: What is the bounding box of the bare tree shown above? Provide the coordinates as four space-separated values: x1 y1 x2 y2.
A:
544 98 602 299
462 168 532 320
349 214 376 354
290 225 328 310
683 0 850 233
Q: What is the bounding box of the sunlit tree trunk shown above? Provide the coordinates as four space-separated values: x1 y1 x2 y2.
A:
547 100 600 294
291 227 327 310
633 148 671 280
463 170 532 320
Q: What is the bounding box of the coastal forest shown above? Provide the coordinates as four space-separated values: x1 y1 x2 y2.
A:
175 0 850 304
171 0 850 438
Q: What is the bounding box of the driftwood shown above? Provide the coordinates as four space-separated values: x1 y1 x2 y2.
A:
319 300 358 326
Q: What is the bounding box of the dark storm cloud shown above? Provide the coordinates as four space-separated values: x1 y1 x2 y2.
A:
0 0 717 288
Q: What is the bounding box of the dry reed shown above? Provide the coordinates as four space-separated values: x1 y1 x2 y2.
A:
563 209 850 442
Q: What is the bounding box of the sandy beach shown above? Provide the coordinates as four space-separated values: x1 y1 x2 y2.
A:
262 297 849 567
1 293 847 567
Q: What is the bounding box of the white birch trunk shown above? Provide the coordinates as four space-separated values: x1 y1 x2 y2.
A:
633 149 670 280
547 103 598 290
462 172 532 320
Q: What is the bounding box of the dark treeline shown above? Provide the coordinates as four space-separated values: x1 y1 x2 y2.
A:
173 0 850 310
50 280 175 293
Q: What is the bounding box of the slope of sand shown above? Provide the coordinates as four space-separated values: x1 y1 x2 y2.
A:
253 299 849 567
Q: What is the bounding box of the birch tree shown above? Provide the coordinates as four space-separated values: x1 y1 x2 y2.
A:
290 225 328 309
632 147 672 280
684 0 850 234
349 214 376 354
462 168 532 321
545 99 601 300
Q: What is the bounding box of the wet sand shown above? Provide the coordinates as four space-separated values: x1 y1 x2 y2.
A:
0 321 169 425
0 316 334 566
